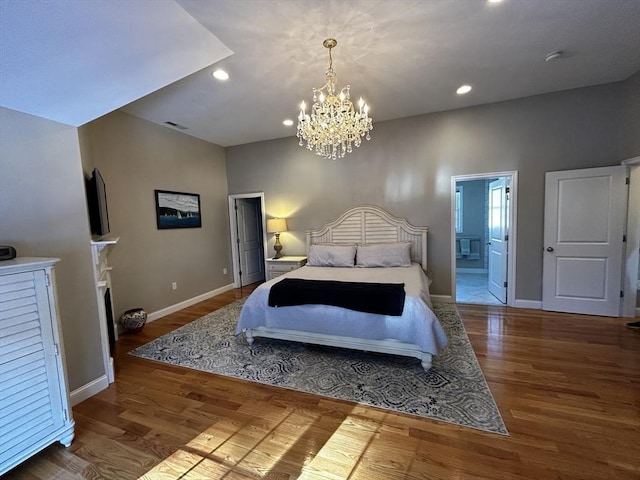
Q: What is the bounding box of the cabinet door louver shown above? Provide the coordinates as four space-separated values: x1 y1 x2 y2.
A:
0 269 64 461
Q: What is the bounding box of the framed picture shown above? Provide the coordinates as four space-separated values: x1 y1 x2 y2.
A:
155 190 202 229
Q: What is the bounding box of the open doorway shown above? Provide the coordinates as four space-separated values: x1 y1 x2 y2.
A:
228 193 267 288
451 171 518 306
622 157 640 318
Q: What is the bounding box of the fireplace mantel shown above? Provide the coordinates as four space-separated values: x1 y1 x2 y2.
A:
90 236 119 384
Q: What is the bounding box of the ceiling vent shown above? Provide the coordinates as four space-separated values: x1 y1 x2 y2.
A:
164 121 188 130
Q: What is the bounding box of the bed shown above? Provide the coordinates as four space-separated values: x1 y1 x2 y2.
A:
235 205 448 371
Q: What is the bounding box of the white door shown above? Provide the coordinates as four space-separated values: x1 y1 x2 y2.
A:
236 198 265 286
542 166 627 316
488 178 508 303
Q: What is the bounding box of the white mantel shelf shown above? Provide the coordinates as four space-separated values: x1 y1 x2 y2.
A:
91 235 120 247
90 236 119 275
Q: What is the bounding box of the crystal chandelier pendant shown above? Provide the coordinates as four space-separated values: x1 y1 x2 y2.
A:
296 38 373 160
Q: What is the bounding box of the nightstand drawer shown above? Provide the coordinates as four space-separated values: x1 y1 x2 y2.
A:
267 263 301 273
268 270 286 280
265 256 307 280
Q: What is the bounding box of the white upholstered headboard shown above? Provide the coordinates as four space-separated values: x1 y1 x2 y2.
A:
305 205 428 270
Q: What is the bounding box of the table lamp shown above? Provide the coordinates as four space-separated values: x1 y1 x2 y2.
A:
266 218 288 259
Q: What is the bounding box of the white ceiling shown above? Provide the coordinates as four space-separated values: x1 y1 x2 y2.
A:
2 1 639 148
0 0 232 126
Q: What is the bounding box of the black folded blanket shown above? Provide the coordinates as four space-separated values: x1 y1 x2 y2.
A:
268 278 406 316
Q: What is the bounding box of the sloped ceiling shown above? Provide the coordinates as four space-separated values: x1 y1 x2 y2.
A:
0 0 232 127
1 1 639 147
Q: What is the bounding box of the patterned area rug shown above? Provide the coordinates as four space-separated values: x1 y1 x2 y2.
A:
129 300 507 435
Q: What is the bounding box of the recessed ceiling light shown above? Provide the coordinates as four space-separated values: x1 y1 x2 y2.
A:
212 69 229 80
282 119 294 126
456 85 472 95
487 0 503 4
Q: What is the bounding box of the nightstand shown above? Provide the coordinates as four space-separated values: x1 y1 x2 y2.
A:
266 256 307 280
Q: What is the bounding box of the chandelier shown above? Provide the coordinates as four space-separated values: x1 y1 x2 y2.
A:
297 38 373 160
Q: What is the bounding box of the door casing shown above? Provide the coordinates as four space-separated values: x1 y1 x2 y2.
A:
451 171 518 306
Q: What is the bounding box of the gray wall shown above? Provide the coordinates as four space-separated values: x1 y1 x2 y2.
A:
227 80 636 301
619 70 640 160
83 111 232 318
0 106 104 391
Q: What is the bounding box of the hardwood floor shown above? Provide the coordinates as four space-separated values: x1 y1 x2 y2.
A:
5 288 639 479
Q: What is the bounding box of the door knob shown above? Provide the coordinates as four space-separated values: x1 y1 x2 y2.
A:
546 247 554 252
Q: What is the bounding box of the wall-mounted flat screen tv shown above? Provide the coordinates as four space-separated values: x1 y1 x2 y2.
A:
86 168 110 236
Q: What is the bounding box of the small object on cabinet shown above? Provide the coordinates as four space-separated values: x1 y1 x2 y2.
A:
0 245 17 261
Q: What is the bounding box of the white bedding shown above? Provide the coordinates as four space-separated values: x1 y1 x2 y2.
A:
235 263 448 355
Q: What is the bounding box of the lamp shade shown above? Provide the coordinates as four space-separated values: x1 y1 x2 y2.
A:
266 218 288 233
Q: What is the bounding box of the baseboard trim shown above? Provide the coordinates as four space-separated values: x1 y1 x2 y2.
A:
514 299 543 310
70 374 109 406
456 268 488 274
431 295 454 303
147 284 235 323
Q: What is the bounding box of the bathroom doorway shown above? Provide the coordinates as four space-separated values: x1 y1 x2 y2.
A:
451 172 517 306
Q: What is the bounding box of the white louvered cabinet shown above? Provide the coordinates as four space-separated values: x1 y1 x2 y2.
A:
0 258 75 475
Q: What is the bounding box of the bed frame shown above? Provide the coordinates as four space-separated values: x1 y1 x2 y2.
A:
246 205 434 370
305 205 428 271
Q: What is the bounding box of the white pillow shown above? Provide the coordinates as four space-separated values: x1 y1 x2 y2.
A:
307 244 356 267
356 243 411 268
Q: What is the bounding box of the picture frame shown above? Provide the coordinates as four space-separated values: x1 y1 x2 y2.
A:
155 190 202 229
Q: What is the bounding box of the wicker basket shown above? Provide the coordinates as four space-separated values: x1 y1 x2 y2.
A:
119 308 147 333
